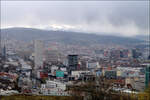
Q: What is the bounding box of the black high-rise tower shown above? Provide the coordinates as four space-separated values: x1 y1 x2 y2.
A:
68 55 78 73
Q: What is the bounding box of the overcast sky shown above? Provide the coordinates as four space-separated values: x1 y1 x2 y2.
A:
1 1 149 37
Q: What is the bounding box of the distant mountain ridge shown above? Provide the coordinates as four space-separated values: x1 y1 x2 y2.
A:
1 27 145 46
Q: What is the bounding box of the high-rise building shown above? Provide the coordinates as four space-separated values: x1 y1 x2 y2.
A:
148 55 150 60
145 64 150 88
34 40 44 71
0 32 1 57
68 55 78 73
132 49 142 59
2 45 6 60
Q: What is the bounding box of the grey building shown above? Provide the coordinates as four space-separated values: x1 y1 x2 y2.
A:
68 55 78 73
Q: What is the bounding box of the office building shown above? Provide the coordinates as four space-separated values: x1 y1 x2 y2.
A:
145 64 150 87
132 49 142 59
34 40 44 73
68 55 78 73
2 45 6 60
0 32 1 56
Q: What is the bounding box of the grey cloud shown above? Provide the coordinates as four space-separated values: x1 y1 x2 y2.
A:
109 3 149 30
1 1 149 36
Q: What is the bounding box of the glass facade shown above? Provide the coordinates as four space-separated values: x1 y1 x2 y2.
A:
145 64 150 87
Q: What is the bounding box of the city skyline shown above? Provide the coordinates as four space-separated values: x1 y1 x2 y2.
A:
0 0 150 99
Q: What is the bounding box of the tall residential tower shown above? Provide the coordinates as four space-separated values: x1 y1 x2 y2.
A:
34 40 44 77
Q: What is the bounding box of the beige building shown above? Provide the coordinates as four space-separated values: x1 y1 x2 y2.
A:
34 40 44 77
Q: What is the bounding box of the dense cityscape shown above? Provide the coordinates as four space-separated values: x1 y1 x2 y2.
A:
0 1 150 100
0 30 150 99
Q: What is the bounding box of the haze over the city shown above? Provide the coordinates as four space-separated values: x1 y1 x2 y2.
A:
0 1 150 99
1 1 149 37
